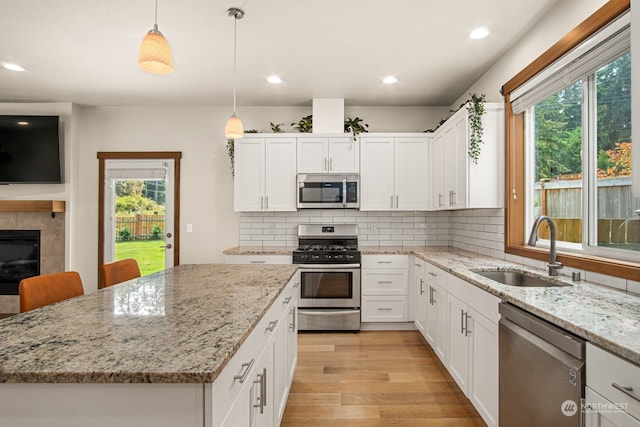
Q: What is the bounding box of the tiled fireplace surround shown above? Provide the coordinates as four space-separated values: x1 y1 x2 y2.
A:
0 211 65 313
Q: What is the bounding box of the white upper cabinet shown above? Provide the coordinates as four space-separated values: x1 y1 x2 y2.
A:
431 103 504 210
234 136 297 212
297 136 359 173
360 135 429 211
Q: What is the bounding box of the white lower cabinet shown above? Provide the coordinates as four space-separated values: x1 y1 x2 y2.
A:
446 275 499 427
585 343 640 427
413 258 428 335
361 255 409 323
425 277 447 365
212 274 299 427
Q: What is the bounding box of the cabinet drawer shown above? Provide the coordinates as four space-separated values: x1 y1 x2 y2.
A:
448 275 499 323
362 270 408 295
361 296 407 322
211 329 261 425
224 254 292 264
362 255 408 269
413 257 426 275
587 343 640 421
424 262 446 287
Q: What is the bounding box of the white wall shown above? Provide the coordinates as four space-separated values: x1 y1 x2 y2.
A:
453 0 608 105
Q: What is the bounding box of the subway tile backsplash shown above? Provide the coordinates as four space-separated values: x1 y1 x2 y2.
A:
239 208 503 249
237 208 639 294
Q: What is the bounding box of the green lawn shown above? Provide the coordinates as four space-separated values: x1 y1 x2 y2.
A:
115 239 165 276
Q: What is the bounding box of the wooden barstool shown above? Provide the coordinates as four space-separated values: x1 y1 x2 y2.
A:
19 271 85 313
101 258 141 288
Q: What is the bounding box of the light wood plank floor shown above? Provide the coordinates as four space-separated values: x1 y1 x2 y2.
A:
281 331 487 427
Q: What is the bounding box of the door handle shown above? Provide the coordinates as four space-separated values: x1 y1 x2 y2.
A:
429 286 435 305
395 195 399 209
329 157 333 171
419 278 424 295
324 157 327 171
390 195 394 209
265 196 268 210
261 196 264 210
265 320 278 332
283 296 292 305
289 307 296 330
160 243 172 249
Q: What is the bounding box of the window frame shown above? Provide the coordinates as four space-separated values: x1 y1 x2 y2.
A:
502 0 639 281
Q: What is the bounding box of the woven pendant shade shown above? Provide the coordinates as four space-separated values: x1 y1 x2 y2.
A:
225 114 244 139
138 26 173 75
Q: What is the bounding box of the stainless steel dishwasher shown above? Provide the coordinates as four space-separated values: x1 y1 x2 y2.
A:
499 303 585 427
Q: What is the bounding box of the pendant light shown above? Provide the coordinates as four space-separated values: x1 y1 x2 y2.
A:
224 7 245 139
138 0 173 75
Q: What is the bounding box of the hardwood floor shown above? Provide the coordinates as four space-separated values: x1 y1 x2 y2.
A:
281 331 487 427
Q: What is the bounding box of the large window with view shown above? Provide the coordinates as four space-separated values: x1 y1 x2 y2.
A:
526 51 634 258
503 1 637 280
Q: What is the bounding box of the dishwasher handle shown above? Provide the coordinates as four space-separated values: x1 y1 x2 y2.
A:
499 303 585 359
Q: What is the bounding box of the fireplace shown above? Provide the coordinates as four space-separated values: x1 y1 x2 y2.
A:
0 230 40 295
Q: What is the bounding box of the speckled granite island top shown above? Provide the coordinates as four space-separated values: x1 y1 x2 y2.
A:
0 264 297 383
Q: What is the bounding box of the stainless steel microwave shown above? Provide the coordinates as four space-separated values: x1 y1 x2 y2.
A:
297 174 359 209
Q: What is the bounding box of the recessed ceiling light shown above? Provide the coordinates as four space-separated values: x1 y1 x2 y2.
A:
383 76 398 84
469 27 489 40
267 75 282 84
3 63 25 72
17 121 29 126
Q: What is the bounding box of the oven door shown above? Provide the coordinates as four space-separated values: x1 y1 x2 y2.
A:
297 265 360 308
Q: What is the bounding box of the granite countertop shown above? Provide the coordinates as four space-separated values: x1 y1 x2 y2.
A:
0 264 297 384
223 246 293 255
408 248 640 365
224 246 639 364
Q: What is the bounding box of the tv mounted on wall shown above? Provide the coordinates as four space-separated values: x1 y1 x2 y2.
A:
0 115 63 184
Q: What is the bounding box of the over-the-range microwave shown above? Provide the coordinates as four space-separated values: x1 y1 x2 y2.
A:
296 173 359 209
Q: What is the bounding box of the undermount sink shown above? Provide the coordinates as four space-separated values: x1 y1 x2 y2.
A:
472 269 568 288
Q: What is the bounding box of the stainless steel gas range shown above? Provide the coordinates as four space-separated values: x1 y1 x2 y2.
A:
292 224 361 331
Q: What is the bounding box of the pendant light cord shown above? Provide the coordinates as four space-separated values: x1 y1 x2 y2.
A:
232 13 238 115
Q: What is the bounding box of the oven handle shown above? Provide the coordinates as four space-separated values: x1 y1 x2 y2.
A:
296 264 361 269
298 309 360 316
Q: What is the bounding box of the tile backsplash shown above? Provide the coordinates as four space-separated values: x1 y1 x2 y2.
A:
239 208 504 249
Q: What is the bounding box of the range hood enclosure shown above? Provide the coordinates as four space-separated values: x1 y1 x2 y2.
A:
312 98 344 133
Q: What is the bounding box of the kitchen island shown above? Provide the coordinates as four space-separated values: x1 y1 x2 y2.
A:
0 264 298 426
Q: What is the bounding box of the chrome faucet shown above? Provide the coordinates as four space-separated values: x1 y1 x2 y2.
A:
527 216 564 276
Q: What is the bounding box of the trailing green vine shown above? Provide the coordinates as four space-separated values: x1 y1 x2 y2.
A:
226 138 235 176
467 93 486 164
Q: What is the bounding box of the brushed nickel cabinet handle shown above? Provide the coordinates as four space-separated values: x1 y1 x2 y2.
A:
265 320 278 332
612 383 640 403
233 358 255 383
283 296 292 304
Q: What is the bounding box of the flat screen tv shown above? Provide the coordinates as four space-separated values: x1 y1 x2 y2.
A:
0 115 63 184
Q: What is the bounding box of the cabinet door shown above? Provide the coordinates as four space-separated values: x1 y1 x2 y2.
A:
297 137 327 173
585 386 640 427
251 344 274 427
447 293 469 394
451 113 469 208
434 284 448 364
234 138 265 212
395 137 429 210
360 137 395 210
328 137 359 173
273 310 289 426
264 138 297 211
431 133 445 210
414 272 428 336
468 309 498 427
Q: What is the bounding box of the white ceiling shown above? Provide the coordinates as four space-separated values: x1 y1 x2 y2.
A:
0 0 560 107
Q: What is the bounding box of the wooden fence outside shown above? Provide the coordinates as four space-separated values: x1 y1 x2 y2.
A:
115 214 165 241
533 177 639 244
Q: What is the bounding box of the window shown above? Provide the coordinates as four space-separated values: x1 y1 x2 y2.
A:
525 51 634 258
502 0 638 280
